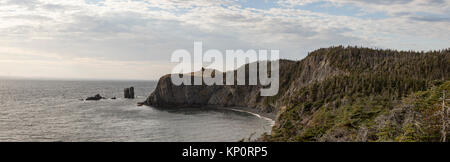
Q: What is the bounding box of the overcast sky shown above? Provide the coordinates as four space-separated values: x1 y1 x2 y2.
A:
0 0 449 80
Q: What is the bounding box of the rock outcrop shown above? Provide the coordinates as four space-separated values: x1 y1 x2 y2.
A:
124 87 135 99
144 60 294 113
85 94 105 101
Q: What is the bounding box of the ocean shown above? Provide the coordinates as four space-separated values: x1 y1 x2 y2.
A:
0 79 273 142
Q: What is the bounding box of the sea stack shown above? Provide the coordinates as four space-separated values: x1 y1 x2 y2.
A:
124 87 135 99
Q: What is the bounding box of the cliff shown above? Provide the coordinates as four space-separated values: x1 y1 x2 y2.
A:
144 46 450 141
144 60 299 113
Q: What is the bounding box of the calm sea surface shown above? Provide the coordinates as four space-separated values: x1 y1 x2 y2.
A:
0 79 272 142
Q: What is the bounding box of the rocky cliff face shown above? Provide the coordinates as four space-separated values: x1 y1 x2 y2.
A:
143 57 339 113
145 74 229 107
144 46 450 141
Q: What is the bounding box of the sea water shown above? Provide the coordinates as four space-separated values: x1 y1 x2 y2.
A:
0 79 272 142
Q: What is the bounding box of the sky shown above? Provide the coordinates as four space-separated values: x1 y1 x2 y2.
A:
0 0 449 80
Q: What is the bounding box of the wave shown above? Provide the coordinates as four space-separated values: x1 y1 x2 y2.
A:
226 108 275 126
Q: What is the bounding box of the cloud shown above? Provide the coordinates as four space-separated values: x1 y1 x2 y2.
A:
0 0 449 79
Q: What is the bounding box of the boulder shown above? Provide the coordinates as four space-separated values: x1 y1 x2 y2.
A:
86 94 104 101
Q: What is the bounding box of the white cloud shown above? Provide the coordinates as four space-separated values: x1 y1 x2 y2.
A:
0 0 449 79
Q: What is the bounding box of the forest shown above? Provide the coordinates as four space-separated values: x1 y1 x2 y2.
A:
259 46 450 142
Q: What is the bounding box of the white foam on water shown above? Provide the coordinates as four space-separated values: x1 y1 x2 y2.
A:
227 108 275 126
